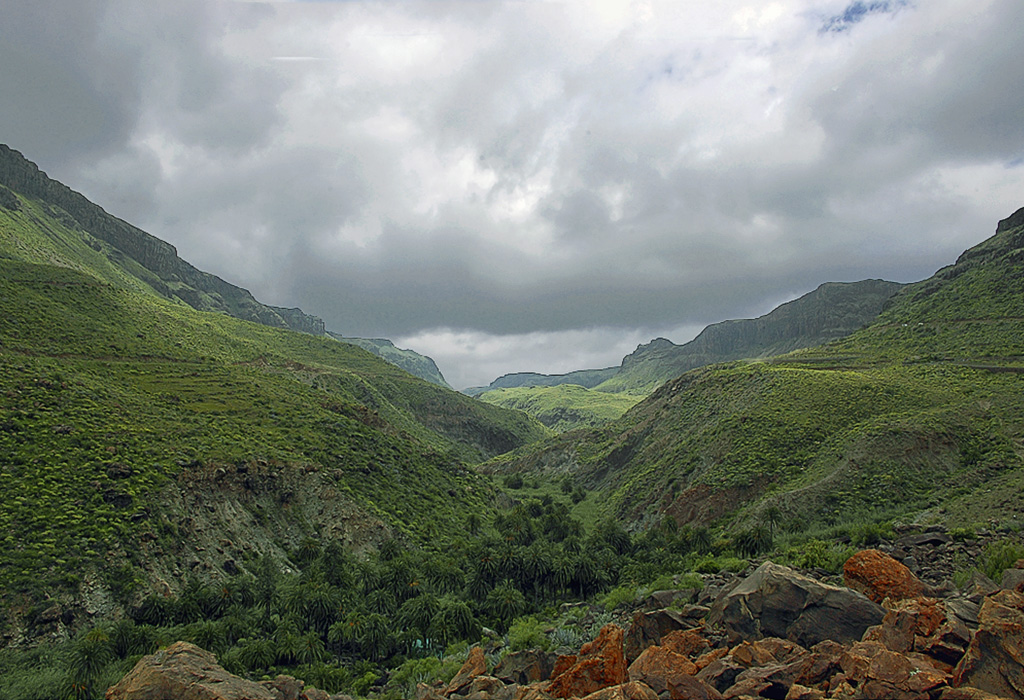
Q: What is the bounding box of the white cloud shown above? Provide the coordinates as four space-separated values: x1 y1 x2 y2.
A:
4 0 1023 387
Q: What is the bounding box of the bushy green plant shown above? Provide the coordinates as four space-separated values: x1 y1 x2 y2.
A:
507 616 550 652
599 585 637 613
982 540 1024 582
786 539 856 573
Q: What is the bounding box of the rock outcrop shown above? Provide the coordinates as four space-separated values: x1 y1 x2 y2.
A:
105 641 278 700
844 549 925 603
547 624 628 699
104 550 1024 700
707 562 885 647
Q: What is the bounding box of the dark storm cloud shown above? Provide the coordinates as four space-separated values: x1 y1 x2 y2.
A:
4 0 1023 387
0 2 143 166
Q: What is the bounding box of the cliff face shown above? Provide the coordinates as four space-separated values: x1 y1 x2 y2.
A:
607 279 905 392
0 144 325 336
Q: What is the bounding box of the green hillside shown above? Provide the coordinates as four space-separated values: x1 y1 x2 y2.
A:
478 384 643 432
0 171 549 623
484 208 1024 535
467 280 903 429
329 334 453 389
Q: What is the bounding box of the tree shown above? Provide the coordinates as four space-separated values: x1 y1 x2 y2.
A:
485 581 526 633
68 628 113 700
397 592 440 647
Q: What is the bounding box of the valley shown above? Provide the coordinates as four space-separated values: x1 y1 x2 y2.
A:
2 146 1024 700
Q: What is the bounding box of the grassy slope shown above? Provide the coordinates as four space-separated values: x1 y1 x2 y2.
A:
484 209 1024 533
0 191 548 606
478 385 643 432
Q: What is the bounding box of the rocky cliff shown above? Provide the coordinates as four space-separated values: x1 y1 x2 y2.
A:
603 279 905 392
0 144 325 336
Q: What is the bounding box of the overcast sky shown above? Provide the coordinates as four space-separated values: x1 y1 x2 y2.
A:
3 0 1023 388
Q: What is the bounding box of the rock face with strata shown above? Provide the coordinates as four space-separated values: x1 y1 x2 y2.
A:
105 641 278 700
707 562 885 647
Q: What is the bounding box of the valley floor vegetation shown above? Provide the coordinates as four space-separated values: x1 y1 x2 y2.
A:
4 487 1024 700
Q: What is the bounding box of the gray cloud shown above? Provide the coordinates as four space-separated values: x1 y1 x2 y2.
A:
3 0 1023 388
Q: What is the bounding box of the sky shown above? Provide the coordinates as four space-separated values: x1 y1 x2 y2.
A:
2 0 1023 389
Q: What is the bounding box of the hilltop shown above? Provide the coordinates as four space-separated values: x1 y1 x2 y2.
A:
474 280 904 431
0 150 549 642
484 208 1024 534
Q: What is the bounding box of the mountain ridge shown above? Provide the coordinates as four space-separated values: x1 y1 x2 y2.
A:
468 279 905 399
483 207 1024 534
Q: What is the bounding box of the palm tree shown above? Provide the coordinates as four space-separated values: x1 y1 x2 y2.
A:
433 598 479 647
397 592 440 647
297 631 327 666
68 628 113 700
485 581 526 634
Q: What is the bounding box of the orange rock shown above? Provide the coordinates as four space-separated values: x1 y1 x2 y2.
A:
843 549 924 604
447 645 487 695
836 640 950 700
660 629 711 659
105 641 277 700
580 681 660 700
694 647 728 672
548 625 628 699
952 589 1024 699
551 654 579 679
628 645 698 694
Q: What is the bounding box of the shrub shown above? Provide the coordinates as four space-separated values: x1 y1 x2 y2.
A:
507 616 550 652
982 540 1024 582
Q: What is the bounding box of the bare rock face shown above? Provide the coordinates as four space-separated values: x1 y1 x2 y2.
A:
831 640 950 700
844 550 925 604
547 624 627 699
493 650 558 686
627 644 698 695
953 589 1024 699
624 609 700 663
104 641 278 700
707 562 884 647
447 646 488 696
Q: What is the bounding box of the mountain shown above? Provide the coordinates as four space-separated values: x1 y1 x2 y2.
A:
0 145 325 336
483 208 1024 534
595 279 906 394
328 333 452 389
465 367 618 396
469 279 905 432
0 151 549 633
477 384 643 433
468 280 903 398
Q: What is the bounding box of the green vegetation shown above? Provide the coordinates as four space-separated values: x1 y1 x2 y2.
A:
329 335 452 389
486 211 1024 536
0 186 547 617
479 385 643 432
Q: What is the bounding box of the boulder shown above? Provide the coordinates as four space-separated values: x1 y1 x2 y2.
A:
832 640 950 700
547 624 627 699
624 609 698 662
952 589 1024 699
448 646 488 695
494 650 558 685
627 645 697 694
261 676 304 700
105 641 278 700
707 562 884 647
1001 567 1024 592
659 629 711 659
580 681 660 700
844 550 925 604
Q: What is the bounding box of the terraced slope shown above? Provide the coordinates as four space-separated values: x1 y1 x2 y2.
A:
0 169 548 620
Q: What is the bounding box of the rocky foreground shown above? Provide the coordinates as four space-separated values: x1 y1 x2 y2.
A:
106 549 1024 700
